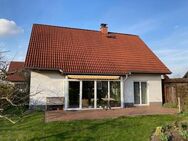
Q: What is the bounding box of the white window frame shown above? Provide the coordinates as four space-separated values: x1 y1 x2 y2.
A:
133 81 149 106
65 79 122 110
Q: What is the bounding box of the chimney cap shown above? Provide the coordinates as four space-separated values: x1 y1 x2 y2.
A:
100 23 108 28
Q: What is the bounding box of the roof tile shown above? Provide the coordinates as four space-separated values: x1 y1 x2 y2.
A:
7 61 25 82
25 24 171 75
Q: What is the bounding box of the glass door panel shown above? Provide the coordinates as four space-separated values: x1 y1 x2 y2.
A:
68 81 80 108
110 81 121 107
82 81 94 108
97 81 108 108
134 82 147 105
141 82 147 104
134 82 140 104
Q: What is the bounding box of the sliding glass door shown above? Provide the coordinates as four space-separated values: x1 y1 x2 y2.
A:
110 81 121 107
68 81 80 108
141 82 147 104
134 82 148 105
68 80 121 109
97 81 108 108
82 81 94 108
134 82 140 104
97 81 121 108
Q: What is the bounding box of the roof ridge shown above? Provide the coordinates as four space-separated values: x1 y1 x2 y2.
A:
109 32 138 36
33 23 138 37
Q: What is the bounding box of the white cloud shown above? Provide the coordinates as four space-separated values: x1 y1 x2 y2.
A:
148 25 188 78
151 27 188 49
0 19 23 37
118 19 188 77
154 48 188 78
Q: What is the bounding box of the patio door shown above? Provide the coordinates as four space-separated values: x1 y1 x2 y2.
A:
82 81 94 108
134 82 148 105
67 80 122 109
110 81 121 107
97 81 121 108
68 81 80 108
97 81 108 108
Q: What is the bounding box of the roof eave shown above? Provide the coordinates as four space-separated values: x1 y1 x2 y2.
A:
24 67 171 75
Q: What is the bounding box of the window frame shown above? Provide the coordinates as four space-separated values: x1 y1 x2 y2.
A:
133 81 149 106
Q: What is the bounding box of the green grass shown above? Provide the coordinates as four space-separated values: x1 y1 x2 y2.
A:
0 112 185 141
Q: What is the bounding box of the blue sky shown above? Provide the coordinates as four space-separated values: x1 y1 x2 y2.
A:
0 0 188 77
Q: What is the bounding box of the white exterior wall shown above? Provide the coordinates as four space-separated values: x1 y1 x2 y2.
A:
124 74 162 105
30 71 162 107
30 71 64 105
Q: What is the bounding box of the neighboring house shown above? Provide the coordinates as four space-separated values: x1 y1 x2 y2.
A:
25 23 171 110
7 61 28 92
183 71 188 78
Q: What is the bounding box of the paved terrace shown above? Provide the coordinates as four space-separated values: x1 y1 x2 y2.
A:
45 106 178 122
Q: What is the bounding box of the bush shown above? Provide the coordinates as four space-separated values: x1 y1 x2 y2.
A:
151 122 188 141
163 102 177 108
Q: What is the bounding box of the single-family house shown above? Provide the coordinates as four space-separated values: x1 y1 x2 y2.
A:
7 61 29 91
25 23 171 110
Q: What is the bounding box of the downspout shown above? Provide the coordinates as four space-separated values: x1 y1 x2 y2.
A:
59 69 63 74
59 69 68 110
124 72 131 81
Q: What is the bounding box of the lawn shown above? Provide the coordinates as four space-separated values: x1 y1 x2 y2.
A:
0 112 185 141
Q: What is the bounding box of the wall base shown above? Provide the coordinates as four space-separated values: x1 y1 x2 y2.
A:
124 102 162 108
149 102 162 107
29 105 46 111
124 103 134 107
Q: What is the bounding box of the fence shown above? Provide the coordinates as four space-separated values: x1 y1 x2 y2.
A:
163 78 188 112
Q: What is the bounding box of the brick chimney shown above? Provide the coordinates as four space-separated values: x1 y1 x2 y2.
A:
100 23 108 34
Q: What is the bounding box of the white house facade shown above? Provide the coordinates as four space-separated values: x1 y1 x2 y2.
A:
29 70 163 110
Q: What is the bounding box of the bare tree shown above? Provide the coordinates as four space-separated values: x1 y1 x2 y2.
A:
0 51 30 124
0 51 9 80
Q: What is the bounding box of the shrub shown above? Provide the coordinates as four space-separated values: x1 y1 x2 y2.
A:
179 130 188 140
151 122 188 141
163 102 177 108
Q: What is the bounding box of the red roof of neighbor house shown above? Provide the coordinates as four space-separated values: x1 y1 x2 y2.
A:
163 78 188 83
183 71 188 78
24 24 171 75
7 61 25 82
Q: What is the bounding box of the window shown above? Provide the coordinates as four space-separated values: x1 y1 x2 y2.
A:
134 82 140 104
97 81 108 108
134 82 148 105
82 81 94 108
110 81 121 107
68 81 80 108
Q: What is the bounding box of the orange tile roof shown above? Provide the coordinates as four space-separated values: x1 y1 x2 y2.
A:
7 61 25 82
25 24 171 75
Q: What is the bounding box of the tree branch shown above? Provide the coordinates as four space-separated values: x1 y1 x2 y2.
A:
0 114 16 124
1 97 17 106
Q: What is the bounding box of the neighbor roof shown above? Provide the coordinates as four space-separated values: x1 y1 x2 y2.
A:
183 71 188 78
7 61 25 82
163 78 188 83
25 24 171 75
